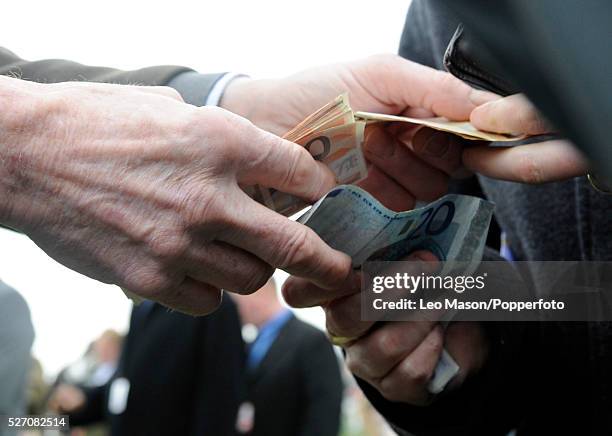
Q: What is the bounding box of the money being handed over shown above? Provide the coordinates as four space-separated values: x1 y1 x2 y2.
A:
251 94 522 216
299 185 494 394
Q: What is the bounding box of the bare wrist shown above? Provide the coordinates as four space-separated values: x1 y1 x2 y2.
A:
0 77 55 228
219 78 275 129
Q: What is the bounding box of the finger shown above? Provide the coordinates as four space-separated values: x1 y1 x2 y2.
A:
184 241 274 294
377 325 444 404
235 124 336 204
470 94 551 135
282 270 360 308
357 165 416 212
137 85 184 102
411 128 465 175
153 277 223 316
218 190 352 290
346 321 437 381
463 140 589 184
360 55 499 119
324 292 374 339
362 126 448 201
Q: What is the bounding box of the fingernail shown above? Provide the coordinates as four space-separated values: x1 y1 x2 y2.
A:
469 88 501 106
364 127 394 158
408 251 432 262
423 131 451 157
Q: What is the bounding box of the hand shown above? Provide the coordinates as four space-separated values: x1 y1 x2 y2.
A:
464 93 589 183
48 384 86 413
0 76 351 315
221 54 498 210
282 250 488 405
346 321 487 405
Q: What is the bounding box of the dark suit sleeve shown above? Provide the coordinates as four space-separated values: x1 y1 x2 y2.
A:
68 384 107 426
0 46 224 105
190 297 245 436
297 330 343 436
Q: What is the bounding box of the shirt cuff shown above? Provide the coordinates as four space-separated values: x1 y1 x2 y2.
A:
204 72 248 106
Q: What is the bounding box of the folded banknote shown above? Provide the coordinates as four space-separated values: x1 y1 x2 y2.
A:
299 185 494 393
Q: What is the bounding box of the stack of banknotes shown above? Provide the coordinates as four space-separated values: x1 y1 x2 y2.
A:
251 93 520 216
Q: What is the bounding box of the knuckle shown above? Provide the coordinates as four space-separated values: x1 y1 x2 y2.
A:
122 263 176 297
179 184 229 232
186 107 233 148
404 361 433 385
325 306 346 336
515 150 544 184
345 353 367 377
375 330 402 357
436 71 462 92
325 301 358 336
197 106 249 151
517 108 540 134
146 226 190 259
525 114 548 135
237 264 275 295
283 145 312 188
433 71 467 102
276 226 316 269
420 70 463 112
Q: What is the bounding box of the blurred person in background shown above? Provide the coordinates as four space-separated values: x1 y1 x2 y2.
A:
48 298 244 436
55 330 123 390
232 278 343 436
0 281 34 436
47 330 122 436
26 357 49 416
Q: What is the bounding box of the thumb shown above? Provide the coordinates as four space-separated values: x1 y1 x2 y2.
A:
237 124 337 203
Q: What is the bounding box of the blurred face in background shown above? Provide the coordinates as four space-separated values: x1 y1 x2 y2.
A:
93 330 121 364
232 279 282 327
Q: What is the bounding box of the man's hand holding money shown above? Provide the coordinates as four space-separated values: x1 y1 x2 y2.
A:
220 54 497 211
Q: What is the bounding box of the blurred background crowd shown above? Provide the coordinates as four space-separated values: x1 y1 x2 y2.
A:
2 277 394 436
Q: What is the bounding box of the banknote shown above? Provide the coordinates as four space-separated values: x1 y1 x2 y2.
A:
252 95 368 216
354 111 524 142
299 184 494 393
252 94 522 216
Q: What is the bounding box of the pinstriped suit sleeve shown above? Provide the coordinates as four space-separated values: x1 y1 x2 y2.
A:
0 47 224 106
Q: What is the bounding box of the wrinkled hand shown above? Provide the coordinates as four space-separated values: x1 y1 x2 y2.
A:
221 54 497 210
282 250 488 405
0 76 351 314
464 93 589 183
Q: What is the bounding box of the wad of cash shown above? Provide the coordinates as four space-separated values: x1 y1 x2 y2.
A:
250 93 522 216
